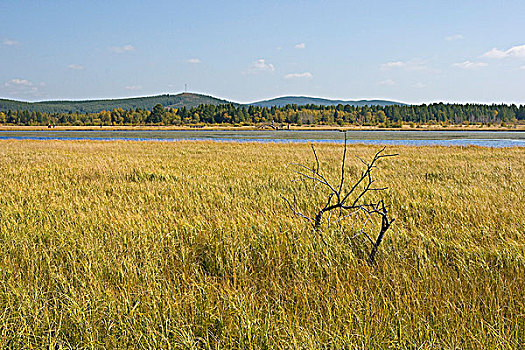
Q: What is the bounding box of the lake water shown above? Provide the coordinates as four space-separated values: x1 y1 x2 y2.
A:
0 130 524 147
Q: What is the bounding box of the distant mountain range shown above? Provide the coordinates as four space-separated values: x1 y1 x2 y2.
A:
250 96 405 108
0 93 405 113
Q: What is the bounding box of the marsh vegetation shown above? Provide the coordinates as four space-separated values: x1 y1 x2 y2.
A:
0 140 523 348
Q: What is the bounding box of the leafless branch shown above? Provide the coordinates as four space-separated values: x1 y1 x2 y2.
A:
281 131 397 265
280 194 314 226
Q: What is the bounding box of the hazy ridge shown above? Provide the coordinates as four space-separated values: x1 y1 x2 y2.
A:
250 96 405 107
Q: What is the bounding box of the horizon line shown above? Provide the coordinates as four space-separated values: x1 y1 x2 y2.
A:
1 92 524 106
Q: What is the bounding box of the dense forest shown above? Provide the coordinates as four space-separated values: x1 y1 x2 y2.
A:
1 102 524 127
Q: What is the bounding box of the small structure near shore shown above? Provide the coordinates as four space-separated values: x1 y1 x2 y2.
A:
256 121 290 130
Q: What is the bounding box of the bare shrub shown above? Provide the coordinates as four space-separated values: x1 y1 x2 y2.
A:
281 132 398 265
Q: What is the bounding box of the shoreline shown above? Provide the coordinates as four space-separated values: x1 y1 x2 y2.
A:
0 124 524 132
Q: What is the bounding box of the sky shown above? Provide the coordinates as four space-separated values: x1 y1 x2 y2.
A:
1 0 524 104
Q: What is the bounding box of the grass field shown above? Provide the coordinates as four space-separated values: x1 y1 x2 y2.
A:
0 140 523 349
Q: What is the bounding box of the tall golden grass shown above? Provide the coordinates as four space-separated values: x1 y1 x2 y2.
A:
0 140 523 349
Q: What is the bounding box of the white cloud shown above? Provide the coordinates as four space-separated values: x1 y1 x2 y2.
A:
2 78 44 97
380 59 427 71
187 58 201 64
294 43 306 49
412 82 426 89
503 45 525 58
111 44 135 53
381 61 405 69
482 44 525 59
445 34 464 41
482 48 508 59
251 59 275 72
67 64 84 70
284 72 313 79
452 60 488 69
2 39 20 46
125 85 142 90
520 65 525 70
5 79 33 87
378 79 395 86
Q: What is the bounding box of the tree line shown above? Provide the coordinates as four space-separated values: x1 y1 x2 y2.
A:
1 102 524 127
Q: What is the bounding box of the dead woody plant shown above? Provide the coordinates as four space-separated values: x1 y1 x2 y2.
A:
281 132 398 265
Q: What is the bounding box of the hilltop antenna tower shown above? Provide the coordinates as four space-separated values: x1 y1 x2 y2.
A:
185 84 188 92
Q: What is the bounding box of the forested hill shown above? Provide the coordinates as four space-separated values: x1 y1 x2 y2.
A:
0 93 231 113
0 93 406 113
2 93 524 127
251 96 405 107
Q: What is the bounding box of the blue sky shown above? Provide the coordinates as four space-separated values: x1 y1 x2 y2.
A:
1 0 524 104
